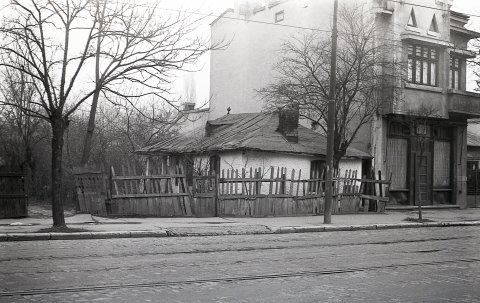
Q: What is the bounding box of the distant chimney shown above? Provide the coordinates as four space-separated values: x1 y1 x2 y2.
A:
278 106 299 143
183 102 195 111
234 0 264 18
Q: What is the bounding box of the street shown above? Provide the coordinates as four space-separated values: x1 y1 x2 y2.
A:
1 226 480 302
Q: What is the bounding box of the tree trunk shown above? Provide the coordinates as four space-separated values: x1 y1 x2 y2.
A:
81 1 105 167
80 89 100 166
51 116 67 227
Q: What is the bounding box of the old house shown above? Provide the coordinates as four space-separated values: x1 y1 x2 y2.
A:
206 0 480 208
139 111 370 184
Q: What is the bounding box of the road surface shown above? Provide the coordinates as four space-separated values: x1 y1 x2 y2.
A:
1 226 479 302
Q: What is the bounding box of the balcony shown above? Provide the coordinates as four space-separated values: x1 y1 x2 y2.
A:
448 89 480 118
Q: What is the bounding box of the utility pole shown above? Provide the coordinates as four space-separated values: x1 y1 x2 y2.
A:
324 0 338 224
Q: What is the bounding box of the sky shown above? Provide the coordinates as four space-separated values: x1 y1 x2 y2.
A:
1 0 480 110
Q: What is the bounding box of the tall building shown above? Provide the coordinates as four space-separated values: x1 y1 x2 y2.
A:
209 0 480 207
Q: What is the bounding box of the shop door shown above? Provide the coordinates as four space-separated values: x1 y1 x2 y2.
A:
415 152 432 206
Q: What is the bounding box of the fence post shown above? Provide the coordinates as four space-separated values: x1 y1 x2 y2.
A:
214 170 219 217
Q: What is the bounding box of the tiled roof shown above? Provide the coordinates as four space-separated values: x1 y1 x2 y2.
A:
137 112 371 159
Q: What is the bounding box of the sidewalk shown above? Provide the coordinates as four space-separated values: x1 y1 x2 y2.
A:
1 208 480 241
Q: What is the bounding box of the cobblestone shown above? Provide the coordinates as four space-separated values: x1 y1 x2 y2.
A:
0 226 479 302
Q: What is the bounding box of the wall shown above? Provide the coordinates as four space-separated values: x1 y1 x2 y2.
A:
218 150 319 179
453 124 468 208
194 150 362 179
209 0 371 119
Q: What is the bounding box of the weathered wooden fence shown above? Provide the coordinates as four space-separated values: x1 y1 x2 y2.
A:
107 160 194 217
73 169 108 215
0 173 28 218
74 161 391 217
213 167 390 217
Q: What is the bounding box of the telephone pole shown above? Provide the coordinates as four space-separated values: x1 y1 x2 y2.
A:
324 0 338 224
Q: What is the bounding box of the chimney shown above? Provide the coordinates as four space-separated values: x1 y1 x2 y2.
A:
182 102 195 111
278 106 299 143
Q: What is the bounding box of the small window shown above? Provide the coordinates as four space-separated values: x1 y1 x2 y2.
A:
275 10 284 23
407 8 417 27
309 160 325 194
209 155 220 175
432 126 452 140
389 122 410 136
429 14 439 32
450 56 462 90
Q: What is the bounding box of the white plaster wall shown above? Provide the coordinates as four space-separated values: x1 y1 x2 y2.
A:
194 150 362 178
338 159 362 179
218 150 319 179
210 0 371 119
192 150 363 194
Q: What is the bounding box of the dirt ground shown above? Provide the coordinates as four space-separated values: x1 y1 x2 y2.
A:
27 199 77 218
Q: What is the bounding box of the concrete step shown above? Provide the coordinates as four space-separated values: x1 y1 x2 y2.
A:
386 205 461 211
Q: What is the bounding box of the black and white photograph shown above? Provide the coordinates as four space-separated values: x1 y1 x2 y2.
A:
1 0 480 301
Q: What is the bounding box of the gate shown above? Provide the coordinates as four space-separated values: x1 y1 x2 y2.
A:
0 173 28 218
73 169 108 215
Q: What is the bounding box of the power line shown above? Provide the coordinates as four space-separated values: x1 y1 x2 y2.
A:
389 0 480 18
115 0 480 45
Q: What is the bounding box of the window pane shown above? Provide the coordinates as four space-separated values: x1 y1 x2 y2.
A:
454 71 459 89
408 59 413 82
423 61 428 84
450 70 454 88
416 61 421 82
416 46 421 57
408 44 413 55
423 48 429 58
431 49 437 59
431 63 436 86
434 141 451 187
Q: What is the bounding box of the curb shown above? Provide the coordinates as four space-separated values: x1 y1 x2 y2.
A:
1 221 479 242
273 221 480 234
0 230 168 242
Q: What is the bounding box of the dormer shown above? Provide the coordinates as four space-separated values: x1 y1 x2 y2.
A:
429 14 439 33
407 8 417 28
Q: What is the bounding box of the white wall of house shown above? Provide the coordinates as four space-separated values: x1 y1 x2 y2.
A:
193 150 363 195
194 150 362 179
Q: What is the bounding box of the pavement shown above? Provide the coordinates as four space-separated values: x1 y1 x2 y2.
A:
1 207 480 241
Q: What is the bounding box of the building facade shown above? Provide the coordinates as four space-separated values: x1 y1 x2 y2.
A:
209 0 480 207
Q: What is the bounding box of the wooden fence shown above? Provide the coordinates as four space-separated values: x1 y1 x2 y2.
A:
73 170 108 215
107 161 194 217
212 167 390 217
74 161 391 218
0 173 28 218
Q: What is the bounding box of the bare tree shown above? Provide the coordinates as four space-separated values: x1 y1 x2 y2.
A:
0 0 216 227
80 0 218 165
0 69 47 178
259 4 402 169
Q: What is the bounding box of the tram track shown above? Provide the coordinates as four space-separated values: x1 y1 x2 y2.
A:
2 257 480 297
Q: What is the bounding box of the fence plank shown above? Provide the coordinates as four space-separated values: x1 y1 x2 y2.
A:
290 169 295 195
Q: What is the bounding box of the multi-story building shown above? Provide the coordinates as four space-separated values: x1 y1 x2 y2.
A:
209 0 480 207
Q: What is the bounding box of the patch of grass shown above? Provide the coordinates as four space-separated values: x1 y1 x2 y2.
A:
36 226 89 233
403 217 435 223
